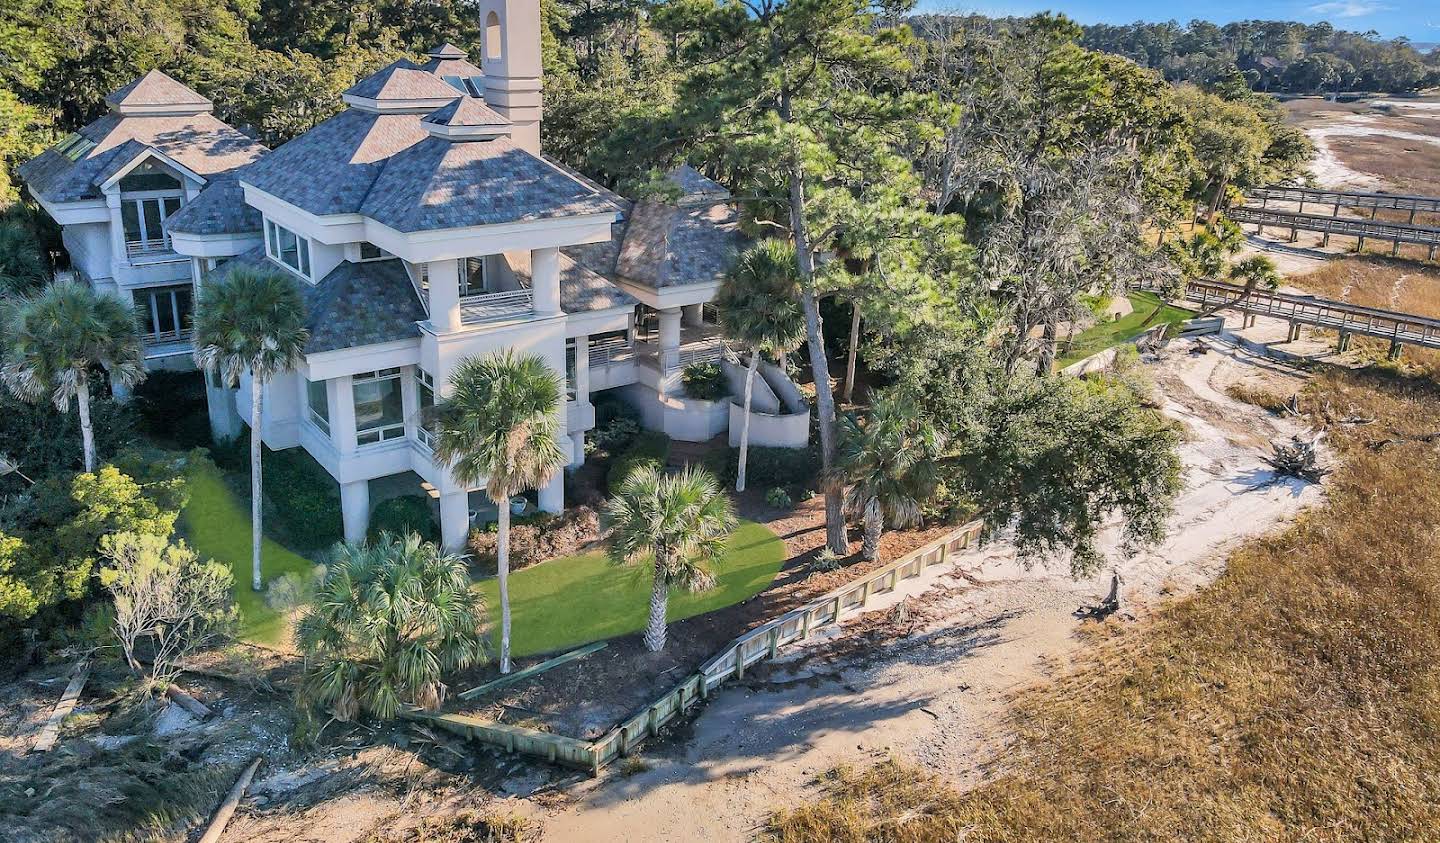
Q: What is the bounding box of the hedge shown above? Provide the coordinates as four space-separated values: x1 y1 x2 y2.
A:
368 495 439 545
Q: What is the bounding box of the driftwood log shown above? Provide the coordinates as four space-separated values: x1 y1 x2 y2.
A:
31 661 89 753
166 684 213 719
197 755 262 843
1075 572 1122 622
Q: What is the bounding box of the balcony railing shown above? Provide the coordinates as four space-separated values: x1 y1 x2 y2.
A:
588 338 635 369
460 289 533 324
635 337 729 372
140 328 193 347
126 239 177 261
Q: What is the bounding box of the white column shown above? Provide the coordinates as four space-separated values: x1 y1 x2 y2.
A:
106 194 126 265
538 471 563 513
575 336 591 404
340 480 370 545
532 246 561 315
331 375 358 454
659 307 682 362
682 303 704 326
427 259 462 333
439 490 470 553
569 431 586 468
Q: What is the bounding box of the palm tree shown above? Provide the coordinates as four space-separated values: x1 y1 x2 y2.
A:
433 350 566 674
1 280 146 473
192 265 308 592
833 393 943 561
1194 253 1282 320
296 532 488 721
603 465 736 652
715 241 806 492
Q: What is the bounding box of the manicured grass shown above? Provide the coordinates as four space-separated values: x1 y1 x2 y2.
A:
1056 292 1196 367
179 458 317 647
475 520 785 657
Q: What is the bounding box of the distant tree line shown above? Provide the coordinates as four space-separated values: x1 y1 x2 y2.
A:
1073 18 1439 94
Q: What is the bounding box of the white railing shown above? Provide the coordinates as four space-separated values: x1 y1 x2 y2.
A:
126 239 175 260
588 338 635 368
637 338 730 372
460 289 534 324
140 328 193 347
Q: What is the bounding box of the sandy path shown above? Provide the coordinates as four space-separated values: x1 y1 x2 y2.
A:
521 342 1322 842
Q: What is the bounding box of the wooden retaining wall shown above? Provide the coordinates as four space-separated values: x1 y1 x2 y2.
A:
409 517 987 775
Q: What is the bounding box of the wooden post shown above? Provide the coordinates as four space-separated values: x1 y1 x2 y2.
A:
859 580 871 608
768 627 780 659
1337 331 1352 353
801 609 812 640
1389 340 1403 361
1392 240 1401 257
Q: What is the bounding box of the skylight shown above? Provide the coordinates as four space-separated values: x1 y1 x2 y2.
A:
54 133 97 162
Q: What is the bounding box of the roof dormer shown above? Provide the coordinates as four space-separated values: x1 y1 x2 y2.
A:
104 70 213 117
420 97 512 141
342 59 466 114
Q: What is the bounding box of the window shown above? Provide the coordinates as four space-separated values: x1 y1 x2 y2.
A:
132 284 193 344
306 379 330 436
485 11 502 61
459 256 489 297
415 368 436 449
564 339 578 401
121 196 182 257
119 162 182 193
353 368 405 445
359 242 390 261
264 219 312 278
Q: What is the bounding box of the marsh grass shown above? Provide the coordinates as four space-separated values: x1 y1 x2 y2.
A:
769 369 1440 842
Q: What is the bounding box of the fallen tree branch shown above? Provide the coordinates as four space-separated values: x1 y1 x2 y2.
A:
166 684 213 719
31 660 89 753
197 755 262 843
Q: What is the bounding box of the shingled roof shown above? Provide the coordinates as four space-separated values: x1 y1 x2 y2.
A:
104 70 211 112
18 111 266 204
344 59 463 102
615 198 742 289
166 175 261 236
215 249 426 353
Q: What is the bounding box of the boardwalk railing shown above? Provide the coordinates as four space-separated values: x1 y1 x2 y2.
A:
1249 186 1440 218
1227 206 1440 258
408 516 987 775
1136 278 1440 353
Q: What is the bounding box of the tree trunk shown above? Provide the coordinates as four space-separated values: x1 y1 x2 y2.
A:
249 373 264 592
497 501 512 674
1194 278 1258 320
76 376 95 474
736 351 759 493
782 133 845 555
844 301 860 404
1207 174 1230 223
861 497 882 561
644 563 669 652
1038 319 1058 375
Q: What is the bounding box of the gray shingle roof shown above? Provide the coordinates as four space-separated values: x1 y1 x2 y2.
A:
165 175 261 236
358 136 619 232
213 249 425 353
512 250 636 313
105 70 211 109
345 60 463 101
422 57 486 83
615 197 742 288
422 97 509 127
239 109 431 216
428 43 468 58
18 111 266 204
667 164 730 205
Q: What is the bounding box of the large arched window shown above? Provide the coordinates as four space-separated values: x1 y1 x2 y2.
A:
485 11 503 62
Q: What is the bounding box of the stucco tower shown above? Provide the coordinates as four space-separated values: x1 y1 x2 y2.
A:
478 0 543 154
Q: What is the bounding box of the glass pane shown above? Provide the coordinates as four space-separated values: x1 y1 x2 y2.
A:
163 196 181 218
298 238 310 276
122 201 142 243
155 290 177 335
279 228 299 269
175 287 192 331
267 221 278 256
462 257 485 295
119 163 181 192
142 199 163 245
353 377 403 433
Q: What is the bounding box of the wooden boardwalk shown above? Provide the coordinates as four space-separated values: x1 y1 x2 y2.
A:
1139 278 1440 357
1226 205 1440 258
1249 186 1440 219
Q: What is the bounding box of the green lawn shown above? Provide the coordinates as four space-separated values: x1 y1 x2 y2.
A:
1057 292 1196 368
475 520 785 657
179 458 317 647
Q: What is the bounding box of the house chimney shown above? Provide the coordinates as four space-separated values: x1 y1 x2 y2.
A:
476 0 542 154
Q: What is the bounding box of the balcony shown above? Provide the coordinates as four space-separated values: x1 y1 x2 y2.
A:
460 289 533 325
139 328 193 359
125 239 180 264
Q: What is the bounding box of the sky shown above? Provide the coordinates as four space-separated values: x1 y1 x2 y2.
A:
915 1 1436 42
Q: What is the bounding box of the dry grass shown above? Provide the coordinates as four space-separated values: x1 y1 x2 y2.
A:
1327 135 1440 198
365 811 537 843
1289 257 1440 369
1223 381 1296 414
770 368 1440 842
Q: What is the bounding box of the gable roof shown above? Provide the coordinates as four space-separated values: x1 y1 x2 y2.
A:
104 70 211 112
18 111 266 204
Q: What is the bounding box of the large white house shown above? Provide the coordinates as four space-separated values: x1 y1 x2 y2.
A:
18 0 809 552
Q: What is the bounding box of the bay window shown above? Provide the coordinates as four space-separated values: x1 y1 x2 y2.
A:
132 284 193 344
353 368 404 445
264 219 311 278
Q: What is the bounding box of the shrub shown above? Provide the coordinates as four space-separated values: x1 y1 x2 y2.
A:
367 495 438 545
588 416 641 455
131 370 211 449
467 506 600 574
594 392 640 428
264 567 323 612
682 362 729 401
262 447 342 554
809 547 844 574
765 487 793 509
605 431 672 492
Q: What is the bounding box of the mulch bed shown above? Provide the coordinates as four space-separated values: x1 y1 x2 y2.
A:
445 490 959 740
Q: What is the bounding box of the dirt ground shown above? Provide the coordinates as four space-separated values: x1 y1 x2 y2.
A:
1282 95 1440 196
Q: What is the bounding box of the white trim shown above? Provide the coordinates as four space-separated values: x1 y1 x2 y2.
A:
27 191 109 225
340 93 460 114
303 338 421 381
98 147 207 193
612 277 722 311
